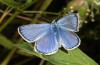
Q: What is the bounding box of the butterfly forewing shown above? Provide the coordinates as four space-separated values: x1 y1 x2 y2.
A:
57 13 79 32
18 24 50 43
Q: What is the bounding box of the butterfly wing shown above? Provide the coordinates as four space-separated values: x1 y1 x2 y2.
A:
58 28 80 50
34 29 58 55
18 24 50 43
57 13 79 32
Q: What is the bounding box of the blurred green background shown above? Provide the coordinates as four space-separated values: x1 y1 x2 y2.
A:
0 0 100 65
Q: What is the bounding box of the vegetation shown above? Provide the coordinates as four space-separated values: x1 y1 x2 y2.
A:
0 0 100 65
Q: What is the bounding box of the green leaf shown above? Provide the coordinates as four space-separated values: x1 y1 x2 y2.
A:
0 34 13 49
15 43 98 65
0 0 32 8
45 49 98 65
0 0 23 8
15 42 45 59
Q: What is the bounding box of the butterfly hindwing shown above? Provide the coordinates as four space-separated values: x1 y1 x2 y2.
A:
18 24 50 43
34 29 58 55
57 13 79 32
58 28 80 50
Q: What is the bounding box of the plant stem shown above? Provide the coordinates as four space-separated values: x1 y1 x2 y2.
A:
0 0 38 32
39 59 45 65
23 11 60 15
0 7 12 24
0 11 19 32
0 10 32 22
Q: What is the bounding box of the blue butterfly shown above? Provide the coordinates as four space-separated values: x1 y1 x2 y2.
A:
18 13 81 55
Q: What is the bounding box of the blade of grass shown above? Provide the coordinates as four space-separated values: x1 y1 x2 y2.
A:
0 0 23 8
15 42 45 59
0 34 13 49
0 10 33 22
39 59 45 65
0 7 12 24
23 11 59 15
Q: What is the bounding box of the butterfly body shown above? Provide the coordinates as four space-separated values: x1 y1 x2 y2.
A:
18 13 81 55
51 22 58 32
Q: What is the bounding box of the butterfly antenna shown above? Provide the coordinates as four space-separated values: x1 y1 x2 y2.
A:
54 8 68 21
40 17 51 23
54 12 62 22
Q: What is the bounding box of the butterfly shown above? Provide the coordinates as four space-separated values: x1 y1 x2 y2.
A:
18 13 81 55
